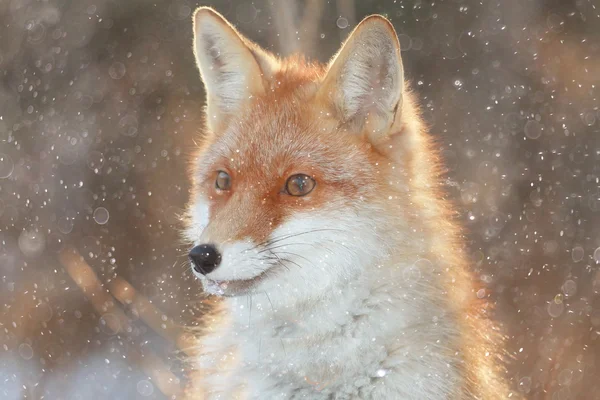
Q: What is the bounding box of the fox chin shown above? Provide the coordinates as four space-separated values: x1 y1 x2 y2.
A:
182 7 517 400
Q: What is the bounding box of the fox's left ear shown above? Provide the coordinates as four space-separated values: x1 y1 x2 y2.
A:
318 15 404 138
192 7 276 131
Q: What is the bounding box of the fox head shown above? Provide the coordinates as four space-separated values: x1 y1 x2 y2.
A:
184 8 428 302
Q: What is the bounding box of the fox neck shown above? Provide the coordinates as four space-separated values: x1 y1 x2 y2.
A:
226 274 368 334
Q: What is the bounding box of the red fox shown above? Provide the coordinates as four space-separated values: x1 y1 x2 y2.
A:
183 7 516 399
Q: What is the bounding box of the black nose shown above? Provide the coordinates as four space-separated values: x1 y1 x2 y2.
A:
189 244 222 275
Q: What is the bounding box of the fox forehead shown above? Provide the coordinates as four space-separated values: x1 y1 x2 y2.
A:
188 92 384 244
186 60 398 244
195 92 380 187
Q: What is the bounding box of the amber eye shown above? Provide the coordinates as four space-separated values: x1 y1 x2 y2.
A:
285 174 316 196
215 171 231 190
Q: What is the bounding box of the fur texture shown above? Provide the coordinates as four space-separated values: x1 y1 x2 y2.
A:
183 7 516 399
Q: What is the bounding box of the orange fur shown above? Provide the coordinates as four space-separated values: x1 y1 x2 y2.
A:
183 7 518 399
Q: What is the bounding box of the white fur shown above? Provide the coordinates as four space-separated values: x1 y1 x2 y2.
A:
199 241 262 282
186 10 484 400
184 194 210 243
190 207 464 399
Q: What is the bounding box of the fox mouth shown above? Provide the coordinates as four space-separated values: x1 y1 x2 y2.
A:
201 277 257 297
199 264 278 297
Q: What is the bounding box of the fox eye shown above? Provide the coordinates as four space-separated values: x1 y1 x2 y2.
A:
285 174 316 196
215 171 231 190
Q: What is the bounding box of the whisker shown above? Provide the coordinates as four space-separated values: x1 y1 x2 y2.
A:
258 337 262 363
277 257 303 271
257 242 315 254
265 292 275 314
247 228 345 252
267 249 304 272
280 338 287 356
259 239 351 255
268 242 338 257
176 259 192 272
248 293 253 325
270 251 312 268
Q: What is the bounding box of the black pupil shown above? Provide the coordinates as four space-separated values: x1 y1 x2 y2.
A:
218 172 229 189
290 175 313 195
295 176 307 191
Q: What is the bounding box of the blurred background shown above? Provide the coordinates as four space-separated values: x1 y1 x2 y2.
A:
0 0 599 399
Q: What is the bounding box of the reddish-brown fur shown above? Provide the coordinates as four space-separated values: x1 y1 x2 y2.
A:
190 57 391 246
184 7 517 399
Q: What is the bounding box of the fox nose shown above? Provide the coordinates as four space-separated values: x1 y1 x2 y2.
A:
189 244 222 275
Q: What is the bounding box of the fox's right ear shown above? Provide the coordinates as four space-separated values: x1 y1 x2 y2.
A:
192 7 276 131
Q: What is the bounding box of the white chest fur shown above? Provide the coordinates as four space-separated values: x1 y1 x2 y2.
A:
203 274 463 399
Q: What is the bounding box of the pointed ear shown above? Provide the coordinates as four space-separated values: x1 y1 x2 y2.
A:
317 15 404 137
192 7 276 131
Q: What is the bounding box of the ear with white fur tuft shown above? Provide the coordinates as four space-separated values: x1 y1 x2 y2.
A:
192 7 275 131
318 15 404 138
